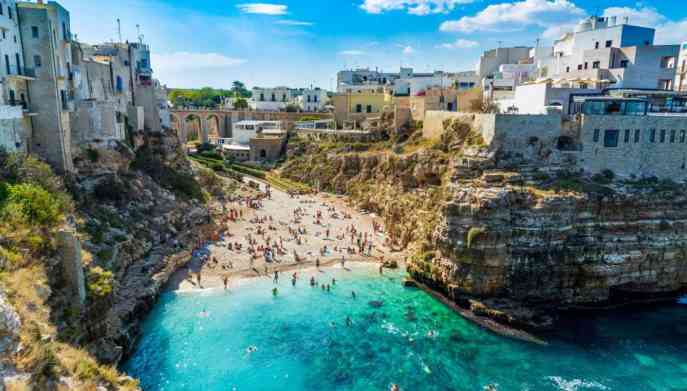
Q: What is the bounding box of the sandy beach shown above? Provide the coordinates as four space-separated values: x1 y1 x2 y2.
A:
168 177 405 291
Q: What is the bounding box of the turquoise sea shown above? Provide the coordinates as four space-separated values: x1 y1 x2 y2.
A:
123 264 687 391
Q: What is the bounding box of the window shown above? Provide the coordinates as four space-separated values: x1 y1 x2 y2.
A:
604 129 619 147
660 129 666 143
366 105 372 113
60 90 67 110
650 129 656 142
681 130 686 143
8 90 15 105
355 104 362 113
259 93 264 101
658 79 673 90
584 62 588 70
1 31 4 39
271 93 275 102
62 22 68 41
620 60 629 68
31 26 38 39
634 129 640 143
33 55 41 67
592 61 600 69
670 130 676 143
4 54 9 75
307 95 311 102
593 129 600 142
577 64 583 70
115 76 123 92
565 66 570 73
282 94 286 102
14 53 19 75
605 40 612 48
0 6 3 15
660 56 675 69
624 129 630 143
595 41 599 49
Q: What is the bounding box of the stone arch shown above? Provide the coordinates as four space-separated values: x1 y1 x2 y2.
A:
184 114 202 143
207 114 221 139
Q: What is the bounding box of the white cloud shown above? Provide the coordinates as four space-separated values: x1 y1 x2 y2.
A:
152 52 246 71
361 0 474 16
338 50 366 56
276 20 313 26
402 45 416 55
439 0 585 33
655 19 687 45
437 38 479 49
237 3 288 15
602 6 666 29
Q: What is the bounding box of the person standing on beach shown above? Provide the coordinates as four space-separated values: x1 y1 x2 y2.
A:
316 258 320 270
274 270 279 283
223 276 228 290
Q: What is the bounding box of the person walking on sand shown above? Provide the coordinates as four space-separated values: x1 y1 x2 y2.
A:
274 270 279 283
223 275 228 290
316 258 320 270
379 264 384 275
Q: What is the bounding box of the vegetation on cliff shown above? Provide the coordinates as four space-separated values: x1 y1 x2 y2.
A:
0 151 139 390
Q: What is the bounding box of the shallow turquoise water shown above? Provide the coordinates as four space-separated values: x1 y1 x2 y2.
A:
123 264 687 391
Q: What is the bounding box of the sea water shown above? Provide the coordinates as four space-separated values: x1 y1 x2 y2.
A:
123 264 687 391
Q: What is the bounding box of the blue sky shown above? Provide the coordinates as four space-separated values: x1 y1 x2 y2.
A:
58 0 687 90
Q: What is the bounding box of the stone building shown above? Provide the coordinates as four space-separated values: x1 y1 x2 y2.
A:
18 0 75 172
249 87 296 111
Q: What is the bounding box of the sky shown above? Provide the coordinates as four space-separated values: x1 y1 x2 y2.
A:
57 0 687 90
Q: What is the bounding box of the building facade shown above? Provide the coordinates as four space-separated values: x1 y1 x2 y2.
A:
249 87 296 111
18 0 74 172
296 88 327 112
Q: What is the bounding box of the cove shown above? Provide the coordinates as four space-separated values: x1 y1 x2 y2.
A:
122 264 687 391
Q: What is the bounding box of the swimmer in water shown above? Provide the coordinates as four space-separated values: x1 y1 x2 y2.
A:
351 291 356 299
272 287 278 296
346 316 353 326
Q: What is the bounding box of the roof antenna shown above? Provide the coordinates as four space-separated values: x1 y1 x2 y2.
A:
137 24 144 44
117 18 122 43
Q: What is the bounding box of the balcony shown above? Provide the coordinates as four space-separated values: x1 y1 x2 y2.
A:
7 67 36 80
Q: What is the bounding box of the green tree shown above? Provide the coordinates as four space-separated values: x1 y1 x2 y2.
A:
233 98 248 110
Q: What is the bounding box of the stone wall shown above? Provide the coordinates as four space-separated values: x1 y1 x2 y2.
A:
423 111 562 160
580 114 687 180
0 106 27 153
57 230 86 306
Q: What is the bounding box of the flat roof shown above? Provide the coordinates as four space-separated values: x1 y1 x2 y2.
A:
221 144 250 151
234 120 281 125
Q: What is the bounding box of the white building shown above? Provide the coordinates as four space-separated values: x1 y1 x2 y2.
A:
337 67 477 96
297 88 328 112
477 47 533 100
676 42 687 92
232 120 281 144
0 0 30 153
533 16 679 91
249 87 296 111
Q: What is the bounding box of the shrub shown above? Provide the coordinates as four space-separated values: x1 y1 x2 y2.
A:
87 266 114 297
199 151 223 161
4 183 63 226
86 148 99 163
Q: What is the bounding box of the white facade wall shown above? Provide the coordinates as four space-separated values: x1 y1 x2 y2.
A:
250 87 296 111
297 89 327 112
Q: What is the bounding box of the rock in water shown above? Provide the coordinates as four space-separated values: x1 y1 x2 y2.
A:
368 300 384 308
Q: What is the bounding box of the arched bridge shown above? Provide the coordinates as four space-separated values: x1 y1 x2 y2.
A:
170 109 333 143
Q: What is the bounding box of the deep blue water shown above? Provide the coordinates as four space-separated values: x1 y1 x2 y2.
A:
123 264 687 391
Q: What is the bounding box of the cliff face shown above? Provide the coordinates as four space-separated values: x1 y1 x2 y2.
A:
71 131 216 364
282 129 687 331
411 173 687 327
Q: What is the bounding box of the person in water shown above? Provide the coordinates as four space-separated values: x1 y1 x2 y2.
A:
310 276 316 286
272 287 278 296
346 316 353 326
332 278 336 285
273 270 279 283
390 384 400 391
351 291 356 299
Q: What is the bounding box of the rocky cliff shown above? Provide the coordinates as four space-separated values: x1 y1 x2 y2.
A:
0 129 226 390
282 126 687 332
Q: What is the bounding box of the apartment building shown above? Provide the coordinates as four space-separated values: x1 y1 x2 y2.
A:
18 0 74 172
296 88 328 112
677 42 687 92
249 87 296 111
0 0 31 153
338 67 478 97
533 16 679 91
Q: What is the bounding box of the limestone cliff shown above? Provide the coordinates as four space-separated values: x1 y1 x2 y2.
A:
281 125 687 332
